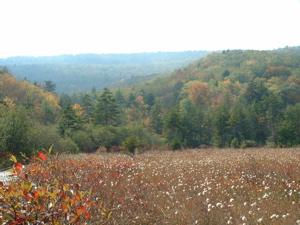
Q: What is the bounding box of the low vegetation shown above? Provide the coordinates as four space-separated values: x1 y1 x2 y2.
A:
1 148 300 224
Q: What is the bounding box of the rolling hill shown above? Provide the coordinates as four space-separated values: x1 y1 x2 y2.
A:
0 51 210 93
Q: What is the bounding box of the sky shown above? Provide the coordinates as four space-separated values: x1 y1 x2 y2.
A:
0 0 299 58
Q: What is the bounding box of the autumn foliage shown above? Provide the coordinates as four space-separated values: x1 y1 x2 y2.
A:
188 82 210 105
1 148 300 224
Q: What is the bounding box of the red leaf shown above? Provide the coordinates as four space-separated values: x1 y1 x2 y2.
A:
85 212 91 218
79 206 86 213
38 152 47 161
15 162 23 168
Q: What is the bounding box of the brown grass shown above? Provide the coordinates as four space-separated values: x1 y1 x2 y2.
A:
3 148 300 224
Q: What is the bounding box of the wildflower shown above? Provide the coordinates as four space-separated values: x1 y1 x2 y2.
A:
270 214 279 219
262 193 268 198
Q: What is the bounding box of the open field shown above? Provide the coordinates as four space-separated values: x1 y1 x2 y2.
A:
1 148 300 224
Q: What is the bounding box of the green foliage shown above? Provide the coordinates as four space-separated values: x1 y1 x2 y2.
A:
122 136 141 154
58 103 82 136
0 107 33 156
2 47 300 152
276 120 298 147
230 138 239 148
150 103 163 134
59 138 79 154
93 88 119 126
70 130 93 152
163 107 184 145
43 80 56 92
81 93 93 123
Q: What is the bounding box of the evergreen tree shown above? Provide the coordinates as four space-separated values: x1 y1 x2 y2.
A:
126 92 136 108
44 80 56 93
263 92 283 145
114 89 125 107
144 93 155 110
163 107 184 149
213 105 230 147
82 93 93 123
180 98 203 147
150 103 163 134
93 88 119 125
58 103 81 136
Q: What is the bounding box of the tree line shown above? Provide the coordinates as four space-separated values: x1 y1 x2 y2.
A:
1 47 300 161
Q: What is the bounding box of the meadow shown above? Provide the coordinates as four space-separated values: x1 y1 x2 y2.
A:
1 148 300 224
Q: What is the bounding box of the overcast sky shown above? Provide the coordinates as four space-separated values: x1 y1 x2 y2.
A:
0 0 299 58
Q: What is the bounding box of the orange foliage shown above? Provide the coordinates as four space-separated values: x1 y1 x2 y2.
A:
188 82 210 106
135 95 144 107
263 65 291 78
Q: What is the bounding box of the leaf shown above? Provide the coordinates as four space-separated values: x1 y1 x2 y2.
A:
107 211 112 219
15 162 23 168
10 155 17 163
79 205 86 213
38 152 47 161
48 145 53 155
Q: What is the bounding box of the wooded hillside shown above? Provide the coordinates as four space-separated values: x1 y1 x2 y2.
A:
0 51 210 93
1 47 300 160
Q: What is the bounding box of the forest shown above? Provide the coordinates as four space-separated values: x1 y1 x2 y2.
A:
0 51 210 93
1 47 300 160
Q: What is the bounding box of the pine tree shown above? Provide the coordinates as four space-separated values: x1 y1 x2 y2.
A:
114 89 125 107
150 103 163 134
163 107 184 149
93 88 119 125
213 105 230 147
58 103 81 136
44 80 56 93
82 93 93 123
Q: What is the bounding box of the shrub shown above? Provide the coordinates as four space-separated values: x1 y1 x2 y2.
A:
122 136 141 154
0 150 95 224
230 138 239 148
59 138 79 154
169 138 182 151
71 130 93 152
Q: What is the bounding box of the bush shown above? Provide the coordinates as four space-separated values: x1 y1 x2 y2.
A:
59 138 79 154
231 138 239 148
0 107 33 157
0 151 95 224
122 136 141 154
169 139 182 151
71 130 93 152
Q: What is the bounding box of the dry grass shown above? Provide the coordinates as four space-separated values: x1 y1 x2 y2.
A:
58 148 300 224
3 148 300 224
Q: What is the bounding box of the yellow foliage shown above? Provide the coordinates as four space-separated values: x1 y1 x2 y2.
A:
246 60 256 66
3 96 16 110
72 103 84 116
1 74 29 103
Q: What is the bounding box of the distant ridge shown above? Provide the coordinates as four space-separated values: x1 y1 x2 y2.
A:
0 51 210 93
